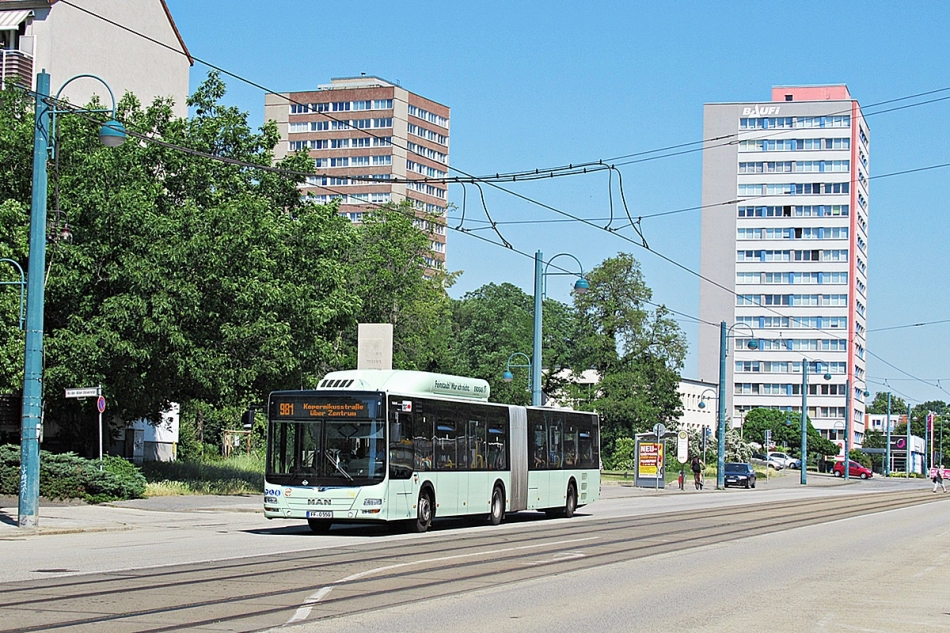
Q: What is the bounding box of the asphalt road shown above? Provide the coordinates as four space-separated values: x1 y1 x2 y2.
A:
0 473 947 632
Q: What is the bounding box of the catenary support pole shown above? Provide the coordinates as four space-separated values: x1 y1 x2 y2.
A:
800 359 808 485
18 71 51 529
531 251 543 407
716 322 726 490
885 392 891 477
844 378 851 481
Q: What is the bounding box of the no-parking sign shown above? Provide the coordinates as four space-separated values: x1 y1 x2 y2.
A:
97 396 106 413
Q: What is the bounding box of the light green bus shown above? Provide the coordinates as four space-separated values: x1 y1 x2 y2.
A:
264 369 601 533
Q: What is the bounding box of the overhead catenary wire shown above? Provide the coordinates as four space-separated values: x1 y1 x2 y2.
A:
868 318 950 333
56 0 950 189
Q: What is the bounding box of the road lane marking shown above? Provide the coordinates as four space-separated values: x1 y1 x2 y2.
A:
283 536 599 625
524 551 586 565
285 586 332 623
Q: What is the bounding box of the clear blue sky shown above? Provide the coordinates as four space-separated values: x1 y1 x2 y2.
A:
164 0 950 407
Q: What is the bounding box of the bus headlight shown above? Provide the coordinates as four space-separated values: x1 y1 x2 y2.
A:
264 496 279 504
363 498 383 506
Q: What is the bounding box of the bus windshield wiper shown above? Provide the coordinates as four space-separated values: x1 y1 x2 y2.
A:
325 451 353 481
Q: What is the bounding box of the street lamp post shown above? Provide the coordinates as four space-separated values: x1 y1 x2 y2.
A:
800 359 831 485
501 352 532 396
18 71 126 528
697 387 717 466
531 251 588 407
716 322 757 490
842 378 869 481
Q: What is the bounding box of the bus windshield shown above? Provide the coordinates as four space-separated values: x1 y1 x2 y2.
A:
267 396 385 486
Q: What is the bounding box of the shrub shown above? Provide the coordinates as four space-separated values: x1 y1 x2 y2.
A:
0 444 146 503
608 437 636 471
848 449 872 470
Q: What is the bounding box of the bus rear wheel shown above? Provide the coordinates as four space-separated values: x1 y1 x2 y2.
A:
307 519 332 534
489 485 505 526
412 491 433 533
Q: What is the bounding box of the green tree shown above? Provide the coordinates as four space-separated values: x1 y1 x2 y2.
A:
867 392 907 415
573 253 686 459
742 407 837 458
343 204 455 373
1 74 364 454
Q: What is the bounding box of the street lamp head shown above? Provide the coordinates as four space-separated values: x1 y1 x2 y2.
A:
98 119 126 147
573 278 590 294
698 401 706 409
502 370 514 383
746 339 759 350
824 373 832 381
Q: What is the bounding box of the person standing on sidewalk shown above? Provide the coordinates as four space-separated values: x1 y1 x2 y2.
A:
933 467 947 493
691 455 704 490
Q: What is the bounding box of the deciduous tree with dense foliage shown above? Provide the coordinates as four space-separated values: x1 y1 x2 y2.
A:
741 407 838 458
0 74 444 455
571 253 686 459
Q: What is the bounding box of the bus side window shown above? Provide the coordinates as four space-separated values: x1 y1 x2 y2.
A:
414 413 433 471
564 422 578 467
469 418 487 470
488 420 508 470
436 420 456 470
578 417 597 469
548 417 563 469
532 423 547 469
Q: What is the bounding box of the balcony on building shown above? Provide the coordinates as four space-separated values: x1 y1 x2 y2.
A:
0 9 33 89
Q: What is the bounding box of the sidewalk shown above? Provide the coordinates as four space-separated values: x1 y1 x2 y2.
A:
0 494 263 536
600 468 921 498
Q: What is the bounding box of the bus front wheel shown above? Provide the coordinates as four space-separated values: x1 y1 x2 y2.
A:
489 485 505 526
563 483 577 518
413 491 433 533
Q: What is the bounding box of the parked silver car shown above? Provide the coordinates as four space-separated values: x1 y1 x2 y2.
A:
768 451 800 469
752 453 784 470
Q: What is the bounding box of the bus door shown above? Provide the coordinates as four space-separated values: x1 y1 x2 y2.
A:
508 406 528 512
388 401 416 520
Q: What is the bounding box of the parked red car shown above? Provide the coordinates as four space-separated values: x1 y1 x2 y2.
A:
832 459 873 479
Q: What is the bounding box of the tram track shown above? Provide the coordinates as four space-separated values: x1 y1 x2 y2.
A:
0 490 943 633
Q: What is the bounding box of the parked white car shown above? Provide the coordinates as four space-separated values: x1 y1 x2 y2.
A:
768 451 800 469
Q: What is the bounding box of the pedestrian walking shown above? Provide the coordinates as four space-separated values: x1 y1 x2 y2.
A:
933 467 947 493
691 455 704 490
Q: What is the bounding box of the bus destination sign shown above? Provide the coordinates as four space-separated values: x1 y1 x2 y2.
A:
274 400 369 419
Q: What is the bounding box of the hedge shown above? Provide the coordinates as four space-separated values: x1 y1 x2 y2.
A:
0 444 146 503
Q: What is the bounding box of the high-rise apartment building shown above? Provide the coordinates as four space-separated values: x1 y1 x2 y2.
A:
265 76 449 269
699 85 869 453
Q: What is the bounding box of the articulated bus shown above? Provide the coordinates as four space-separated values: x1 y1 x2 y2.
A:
264 369 600 532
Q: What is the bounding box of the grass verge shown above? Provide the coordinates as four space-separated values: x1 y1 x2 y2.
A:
141 454 263 496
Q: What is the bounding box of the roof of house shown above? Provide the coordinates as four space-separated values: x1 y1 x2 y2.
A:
0 0 193 65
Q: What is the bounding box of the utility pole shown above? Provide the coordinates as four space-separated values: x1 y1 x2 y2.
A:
907 403 912 477
885 392 891 477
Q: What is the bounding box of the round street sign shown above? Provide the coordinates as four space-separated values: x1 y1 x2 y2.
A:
97 396 106 413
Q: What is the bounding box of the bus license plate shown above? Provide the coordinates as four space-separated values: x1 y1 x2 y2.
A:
307 511 332 519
